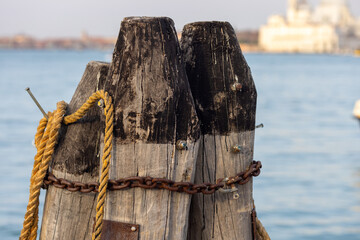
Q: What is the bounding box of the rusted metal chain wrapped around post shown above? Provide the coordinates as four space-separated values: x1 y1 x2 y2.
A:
20 17 269 240
42 160 262 194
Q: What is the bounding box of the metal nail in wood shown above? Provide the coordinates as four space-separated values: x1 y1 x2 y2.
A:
25 87 48 119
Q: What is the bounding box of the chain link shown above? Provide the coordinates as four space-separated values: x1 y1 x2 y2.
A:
42 161 262 195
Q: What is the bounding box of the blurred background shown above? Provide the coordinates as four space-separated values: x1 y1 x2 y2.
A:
1 0 359 239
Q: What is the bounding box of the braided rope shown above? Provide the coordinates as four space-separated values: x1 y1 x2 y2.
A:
20 103 66 240
20 90 113 240
256 218 271 240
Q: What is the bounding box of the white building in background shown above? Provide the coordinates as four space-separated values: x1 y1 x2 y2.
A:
259 0 360 53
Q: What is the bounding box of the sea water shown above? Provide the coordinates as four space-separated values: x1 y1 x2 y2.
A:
0 50 359 240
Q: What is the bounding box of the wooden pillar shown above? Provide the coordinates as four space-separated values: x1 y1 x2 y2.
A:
40 17 200 239
101 17 200 239
180 22 257 240
40 61 110 239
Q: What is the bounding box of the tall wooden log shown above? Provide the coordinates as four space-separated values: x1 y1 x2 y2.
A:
40 61 110 239
101 17 200 239
181 22 257 240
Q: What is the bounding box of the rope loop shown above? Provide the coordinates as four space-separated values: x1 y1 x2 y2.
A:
20 91 113 240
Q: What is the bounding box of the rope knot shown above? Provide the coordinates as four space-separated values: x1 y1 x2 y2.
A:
20 91 114 240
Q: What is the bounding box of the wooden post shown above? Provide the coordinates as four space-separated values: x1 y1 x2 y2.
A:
101 17 200 239
40 61 110 239
40 17 200 239
180 22 257 240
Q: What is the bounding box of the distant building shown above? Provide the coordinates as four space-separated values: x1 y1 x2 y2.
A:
259 0 360 53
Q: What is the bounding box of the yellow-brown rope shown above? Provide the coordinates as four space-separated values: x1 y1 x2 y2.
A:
20 90 113 240
256 218 271 240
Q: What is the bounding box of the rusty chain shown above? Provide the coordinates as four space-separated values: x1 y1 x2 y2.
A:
42 161 261 195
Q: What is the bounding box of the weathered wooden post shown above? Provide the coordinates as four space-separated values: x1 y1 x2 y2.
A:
181 22 257 240
40 61 110 239
101 17 200 239
40 17 200 239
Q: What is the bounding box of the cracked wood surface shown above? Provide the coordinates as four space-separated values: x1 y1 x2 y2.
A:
40 61 109 239
39 18 257 240
40 17 201 240
181 21 257 240
102 17 200 240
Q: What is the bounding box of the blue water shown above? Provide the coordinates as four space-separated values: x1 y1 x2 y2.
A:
0 50 359 240
248 54 360 240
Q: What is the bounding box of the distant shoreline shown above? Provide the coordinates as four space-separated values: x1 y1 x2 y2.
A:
0 44 356 56
0 33 116 51
0 33 357 55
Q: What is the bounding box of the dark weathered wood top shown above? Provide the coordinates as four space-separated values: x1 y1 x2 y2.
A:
181 21 257 134
105 17 199 144
51 61 109 175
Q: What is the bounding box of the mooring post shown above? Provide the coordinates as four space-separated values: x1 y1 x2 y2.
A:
181 22 257 240
39 17 200 239
40 61 110 239
101 17 200 239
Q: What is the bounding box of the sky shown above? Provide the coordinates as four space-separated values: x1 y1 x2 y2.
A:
1 0 360 38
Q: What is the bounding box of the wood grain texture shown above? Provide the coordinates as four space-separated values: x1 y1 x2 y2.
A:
40 61 110 240
187 133 254 240
51 61 109 175
102 17 200 239
181 22 257 240
106 17 199 144
181 21 256 134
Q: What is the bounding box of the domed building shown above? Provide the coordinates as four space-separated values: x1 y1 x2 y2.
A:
313 0 355 26
259 0 360 53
